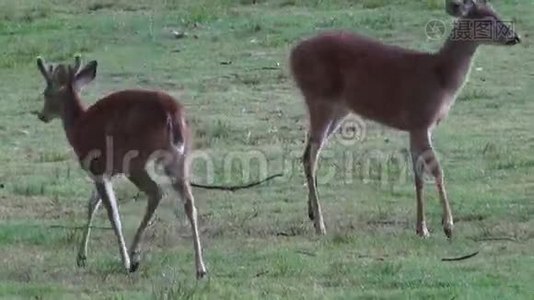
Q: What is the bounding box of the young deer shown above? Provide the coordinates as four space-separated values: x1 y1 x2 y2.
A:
290 0 521 237
35 55 207 278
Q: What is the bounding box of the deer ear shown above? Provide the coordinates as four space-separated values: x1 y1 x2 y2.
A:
37 56 50 82
446 0 474 17
73 60 97 91
73 54 82 74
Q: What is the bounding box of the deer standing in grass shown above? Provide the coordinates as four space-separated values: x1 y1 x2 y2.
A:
290 0 520 237
35 55 207 278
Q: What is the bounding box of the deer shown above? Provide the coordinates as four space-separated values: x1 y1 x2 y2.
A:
289 0 521 237
35 55 207 279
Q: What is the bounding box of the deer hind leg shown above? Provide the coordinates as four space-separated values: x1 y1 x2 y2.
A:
410 130 454 238
305 112 348 221
164 155 207 279
303 100 347 235
94 178 130 271
127 170 163 272
77 189 101 267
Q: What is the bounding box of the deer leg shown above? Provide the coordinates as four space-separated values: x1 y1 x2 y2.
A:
305 113 347 221
95 179 130 271
410 131 431 238
436 165 454 238
303 139 320 222
127 171 163 272
410 130 454 238
77 189 101 267
420 133 454 238
326 114 347 137
303 103 345 235
165 158 207 279
303 133 329 235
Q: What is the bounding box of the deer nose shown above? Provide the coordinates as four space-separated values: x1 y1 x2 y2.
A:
37 112 50 123
511 34 521 45
506 35 521 46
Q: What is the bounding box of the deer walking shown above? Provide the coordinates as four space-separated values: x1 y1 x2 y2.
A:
35 55 207 278
290 0 520 237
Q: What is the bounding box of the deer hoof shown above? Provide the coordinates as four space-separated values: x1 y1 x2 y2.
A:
129 261 140 273
314 223 326 235
442 217 454 239
444 227 452 239
416 223 430 238
76 254 87 268
308 210 315 221
443 220 454 239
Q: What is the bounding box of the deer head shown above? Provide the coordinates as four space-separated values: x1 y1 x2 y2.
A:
36 55 97 123
445 0 521 46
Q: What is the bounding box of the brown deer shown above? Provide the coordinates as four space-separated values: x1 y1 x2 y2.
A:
290 0 521 237
35 55 207 278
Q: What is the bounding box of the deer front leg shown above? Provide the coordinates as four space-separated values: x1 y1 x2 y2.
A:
436 170 454 238
77 189 101 267
95 179 130 271
410 130 431 238
410 130 454 238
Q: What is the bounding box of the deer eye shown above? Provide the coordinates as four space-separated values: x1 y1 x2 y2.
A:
450 3 461 12
43 87 53 97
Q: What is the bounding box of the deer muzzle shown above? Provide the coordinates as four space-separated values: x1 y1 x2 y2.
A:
506 35 521 46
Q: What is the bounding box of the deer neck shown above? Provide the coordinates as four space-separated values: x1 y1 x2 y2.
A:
436 35 479 94
61 88 86 146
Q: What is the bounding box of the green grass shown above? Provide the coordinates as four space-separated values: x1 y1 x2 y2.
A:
0 0 533 298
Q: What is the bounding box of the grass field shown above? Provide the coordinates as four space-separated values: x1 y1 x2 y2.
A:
0 0 533 299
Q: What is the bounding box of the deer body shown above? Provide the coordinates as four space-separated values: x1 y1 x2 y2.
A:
290 0 520 237
63 90 189 175
291 32 475 131
36 58 207 279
